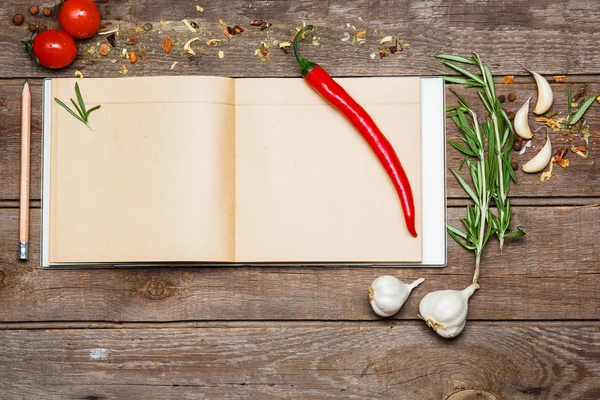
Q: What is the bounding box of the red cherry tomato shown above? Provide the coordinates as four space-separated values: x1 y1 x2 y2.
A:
30 30 77 69
58 0 101 39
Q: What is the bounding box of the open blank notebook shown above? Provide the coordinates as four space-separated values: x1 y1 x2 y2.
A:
42 76 446 268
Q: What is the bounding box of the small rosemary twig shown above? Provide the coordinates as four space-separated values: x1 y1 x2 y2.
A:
54 82 101 130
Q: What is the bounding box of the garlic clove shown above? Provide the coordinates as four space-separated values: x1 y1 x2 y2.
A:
516 61 554 115
531 71 553 115
522 133 552 173
369 275 424 317
514 97 533 139
419 283 479 338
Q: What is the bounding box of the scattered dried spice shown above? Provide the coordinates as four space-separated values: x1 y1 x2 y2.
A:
227 25 244 35
29 5 39 16
507 93 517 102
170 61 178 70
42 7 52 17
223 29 233 40
13 14 24 26
553 75 566 83
552 148 569 168
571 145 588 159
250 20 272 30
540 162 553 182
74 70 83 78
507 111 515 121
206 39 222 46
160 21 171 26
379 36 393 44
138 50 148 61
98 44 111 56
312 35 321 46
278 41 291 53
182 19 197 33
219 19 227 26
572 85 587 103
162 36 175 53
350 30 367 46
184 37 201 55
504 75 514 84
28 24 37 33
196 5 204 12
142 23 153 31
119 64 128 75
126 35 139 45
498 94 506 103
218 50 224 59
254 41 270 62
106 32 116 47
535 116 562 131
129 51 137 63
98 28 119 35
341 32 351 42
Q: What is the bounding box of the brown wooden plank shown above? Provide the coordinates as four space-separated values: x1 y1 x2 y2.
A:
0 205 597 322
1 0 599 78
0 79 598 201
0 323 598 399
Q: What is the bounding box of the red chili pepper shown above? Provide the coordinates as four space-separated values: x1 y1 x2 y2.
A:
293 25 417 237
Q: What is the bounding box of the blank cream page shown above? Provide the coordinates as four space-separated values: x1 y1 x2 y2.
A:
49 76 236 263
234 77 422 263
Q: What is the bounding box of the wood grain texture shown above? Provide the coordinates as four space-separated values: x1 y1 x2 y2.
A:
0 79 598 201
0 323 599 399
0 206 597 322
1 0 600 78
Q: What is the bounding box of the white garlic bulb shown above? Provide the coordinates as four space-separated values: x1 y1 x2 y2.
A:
418 283 479 338
369 275 424 317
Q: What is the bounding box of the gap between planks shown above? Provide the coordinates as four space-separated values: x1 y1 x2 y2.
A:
1 320 599 330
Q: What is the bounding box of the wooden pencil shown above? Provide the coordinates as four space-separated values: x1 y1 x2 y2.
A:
19 80 31 261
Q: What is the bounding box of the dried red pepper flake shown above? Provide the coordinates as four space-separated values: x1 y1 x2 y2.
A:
504 75 514 84
126 35 139 45
573 85 587 103
571 145 588 159
138 50 149 61
251 20 273 30
226 25 244 35
98 43 111 56
552 147 569 168
223 29 233 40
162 36 175 52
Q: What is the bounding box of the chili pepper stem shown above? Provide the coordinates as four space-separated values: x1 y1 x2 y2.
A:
293 25 317 77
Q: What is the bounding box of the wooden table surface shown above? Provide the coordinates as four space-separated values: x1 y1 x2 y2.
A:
1 1 599 399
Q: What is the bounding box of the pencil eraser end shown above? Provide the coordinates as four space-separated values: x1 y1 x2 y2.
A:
19 242 28 261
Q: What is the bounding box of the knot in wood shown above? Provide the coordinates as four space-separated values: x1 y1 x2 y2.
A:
144 279 170 300
445 389 498 400
0 270 5 287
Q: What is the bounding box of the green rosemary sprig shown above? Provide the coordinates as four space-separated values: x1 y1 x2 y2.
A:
438 53 524 283
568 95 596 125
54 82 101 130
